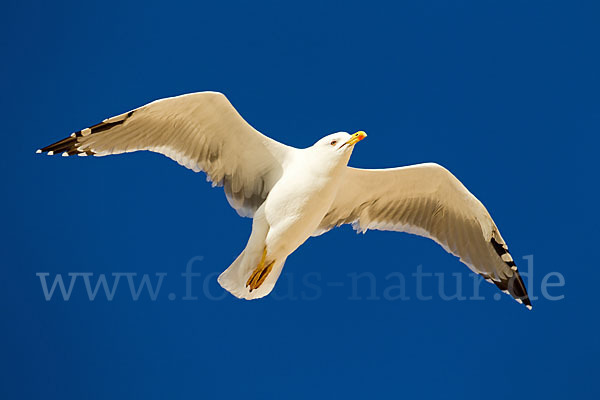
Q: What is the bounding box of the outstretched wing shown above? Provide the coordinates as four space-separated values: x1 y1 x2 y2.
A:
38 92 293 217
317 163 531 309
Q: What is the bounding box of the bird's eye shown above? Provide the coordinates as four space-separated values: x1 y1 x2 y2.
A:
330 140 337 146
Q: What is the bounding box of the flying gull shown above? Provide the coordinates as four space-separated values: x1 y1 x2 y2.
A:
37 91 531 309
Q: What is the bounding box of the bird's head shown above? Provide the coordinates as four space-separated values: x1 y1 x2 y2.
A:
310 131 367 164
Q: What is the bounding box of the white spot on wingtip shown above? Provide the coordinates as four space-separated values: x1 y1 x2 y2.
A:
511 266 518 271
78 152 87 157
501 253 513 262
36 149 41 154
516 298 523 304
526 305 533 310
62 152 69 157
70 133 76 137
81 128 91 136
48 151 54 155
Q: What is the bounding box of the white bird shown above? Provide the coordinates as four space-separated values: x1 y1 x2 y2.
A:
38 91 531 309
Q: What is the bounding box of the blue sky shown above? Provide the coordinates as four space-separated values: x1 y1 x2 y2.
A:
1 1 598 399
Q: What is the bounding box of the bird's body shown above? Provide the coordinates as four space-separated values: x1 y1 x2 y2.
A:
265 143 348 255
221 133 355 298
38 91 532 308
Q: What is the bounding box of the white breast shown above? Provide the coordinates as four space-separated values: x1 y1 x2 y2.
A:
263 151 344 257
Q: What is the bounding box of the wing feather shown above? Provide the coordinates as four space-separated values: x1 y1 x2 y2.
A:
39 92 293 217
317 163 531 309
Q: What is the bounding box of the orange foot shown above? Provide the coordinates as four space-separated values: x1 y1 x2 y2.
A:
246 247 275 292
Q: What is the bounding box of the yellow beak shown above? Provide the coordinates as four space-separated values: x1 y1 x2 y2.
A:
343 131 367 148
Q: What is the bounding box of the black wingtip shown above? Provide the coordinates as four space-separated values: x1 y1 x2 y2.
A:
39 135 79 156
491 271 532 310
489 236 532 310
37 109 136 157
38 130 97 156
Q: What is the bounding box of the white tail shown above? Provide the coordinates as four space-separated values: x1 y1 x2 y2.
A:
218 251 287 300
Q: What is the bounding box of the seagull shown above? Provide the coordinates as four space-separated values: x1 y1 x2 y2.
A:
38 91 531 309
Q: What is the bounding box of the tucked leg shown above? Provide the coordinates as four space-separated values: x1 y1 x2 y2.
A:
246 247 275 292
